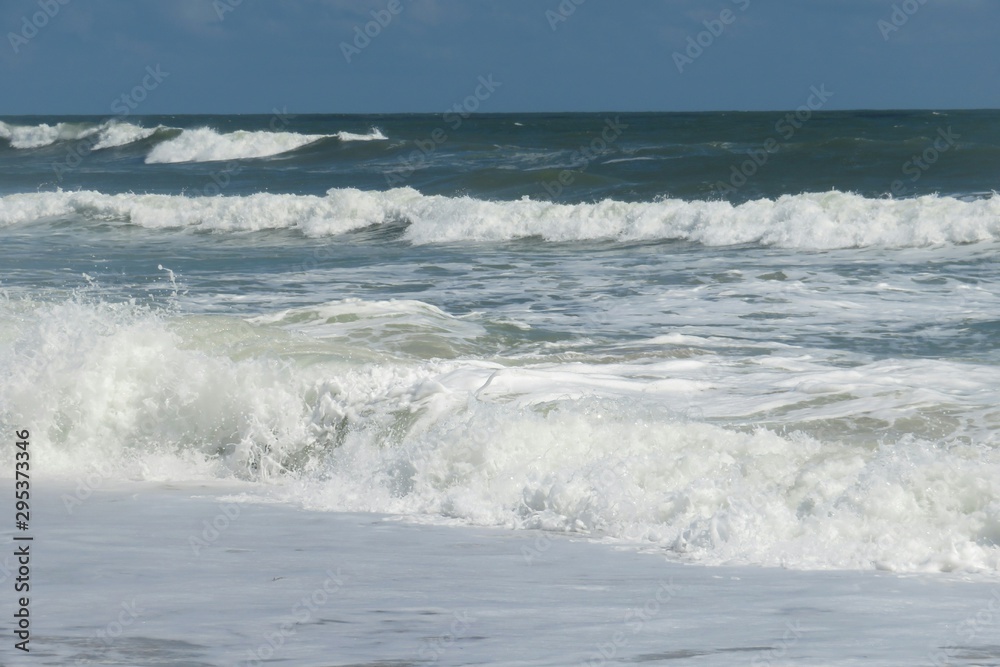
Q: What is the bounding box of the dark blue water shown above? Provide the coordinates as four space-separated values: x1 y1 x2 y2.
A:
2 111 997 201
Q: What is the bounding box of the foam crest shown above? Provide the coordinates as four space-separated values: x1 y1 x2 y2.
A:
0 120 169 151
1 189 998 248
145 127 330 163
392 189 1000 247
335 128 387 142
91 121 163 150
0 121 99 148
0 298 326 480
0 190 386 233
292 399 1000 573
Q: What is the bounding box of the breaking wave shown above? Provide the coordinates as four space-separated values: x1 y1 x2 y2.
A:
144 127 331 163
1 295 998 573
0 121 386 161
144 126 387 163
1 188 998 248
0 120 101 149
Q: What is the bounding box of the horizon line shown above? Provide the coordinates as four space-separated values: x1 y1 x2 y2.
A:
2 107 998 118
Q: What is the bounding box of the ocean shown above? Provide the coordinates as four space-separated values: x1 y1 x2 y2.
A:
1 111 999 665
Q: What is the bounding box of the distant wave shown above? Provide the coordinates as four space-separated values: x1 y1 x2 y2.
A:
145 126 387 164
145 128 330 164
0 121 387 161
0 121 100 149
1 188 998 248
335 128 387 142
91 121 166 150
0 120 169 150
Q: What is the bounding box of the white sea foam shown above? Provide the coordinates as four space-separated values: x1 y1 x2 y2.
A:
91 121 163 150
0 121 100 148
1 188 999 249
0 190 385 234
2 296 998 573
335 127 387 142
0 120 169 150
145 127 331 163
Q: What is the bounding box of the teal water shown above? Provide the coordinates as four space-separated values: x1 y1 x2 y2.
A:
2 111 998 200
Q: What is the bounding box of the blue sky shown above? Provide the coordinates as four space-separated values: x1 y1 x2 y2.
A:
2 0 998 114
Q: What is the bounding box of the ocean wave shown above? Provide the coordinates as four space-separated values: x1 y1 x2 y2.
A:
335 128 387 142
0 190 388 234
0 121 386 158
1 188 999 248
2 295 998 573
145 127 331 163
0 120 100 149
0 120 172 151
91 121 166 150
